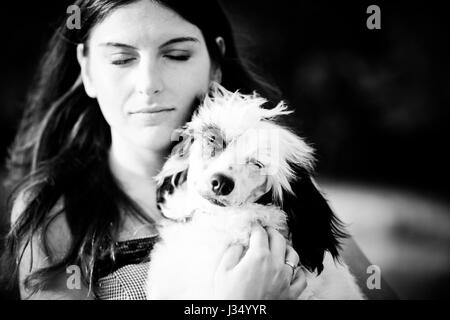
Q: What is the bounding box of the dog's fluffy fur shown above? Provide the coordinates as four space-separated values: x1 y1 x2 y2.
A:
146 84 365 299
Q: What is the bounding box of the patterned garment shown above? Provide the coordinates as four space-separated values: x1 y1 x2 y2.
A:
94 236 159 300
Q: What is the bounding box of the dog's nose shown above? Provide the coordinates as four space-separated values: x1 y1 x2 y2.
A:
210 173 234 196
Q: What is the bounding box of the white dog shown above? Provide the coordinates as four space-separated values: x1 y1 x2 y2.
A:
147 84 365 300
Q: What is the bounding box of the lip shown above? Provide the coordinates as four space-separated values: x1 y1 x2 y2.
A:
204 196 227 207
130 105 175 114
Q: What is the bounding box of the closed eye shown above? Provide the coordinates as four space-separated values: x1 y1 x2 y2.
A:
247 159 265 169
111 58 135 65
110 53 136 66
254 161 264 169
164 54 190 61
163 50 192 62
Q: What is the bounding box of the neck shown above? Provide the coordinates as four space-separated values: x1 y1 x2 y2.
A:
108 131 169 224
109 132 169 179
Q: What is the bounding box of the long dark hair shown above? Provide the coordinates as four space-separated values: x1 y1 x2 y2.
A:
0 0 281 296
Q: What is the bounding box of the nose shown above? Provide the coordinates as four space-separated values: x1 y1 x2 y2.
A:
210 173 235 196
136 59 164 96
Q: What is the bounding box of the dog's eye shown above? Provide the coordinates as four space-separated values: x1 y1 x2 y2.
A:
205 134 218 146
247 159 264 169
202 139 217 158
254 161 264 169
204 134 225 158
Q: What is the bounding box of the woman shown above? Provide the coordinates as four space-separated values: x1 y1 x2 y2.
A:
1 0 309 299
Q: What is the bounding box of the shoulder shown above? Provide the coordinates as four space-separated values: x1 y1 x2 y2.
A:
10 189 95 299
12 189 72 264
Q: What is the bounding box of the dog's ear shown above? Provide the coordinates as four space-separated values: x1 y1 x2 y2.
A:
255 188 275 206
155 128 194 210
283 167 349 275
156 169 189 209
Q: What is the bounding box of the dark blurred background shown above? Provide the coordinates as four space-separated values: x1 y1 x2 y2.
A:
0 0 449 299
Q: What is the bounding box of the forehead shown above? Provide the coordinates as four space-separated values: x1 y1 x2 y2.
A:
88 0 204 47
196 123 277 156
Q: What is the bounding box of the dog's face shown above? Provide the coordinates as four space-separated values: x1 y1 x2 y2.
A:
186 124 274 207
159 83 315 207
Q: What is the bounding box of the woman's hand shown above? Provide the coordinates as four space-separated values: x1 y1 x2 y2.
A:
213 225 307 300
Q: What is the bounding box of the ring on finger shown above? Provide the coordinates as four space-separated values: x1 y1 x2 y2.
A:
285 261 297 279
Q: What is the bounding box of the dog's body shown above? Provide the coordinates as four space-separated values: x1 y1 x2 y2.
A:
147 84 365 299
147 187 288 299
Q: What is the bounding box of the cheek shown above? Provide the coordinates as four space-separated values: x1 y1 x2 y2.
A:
90 63 131 127
167 58 212 114
96 86 126 127
240 168 267 190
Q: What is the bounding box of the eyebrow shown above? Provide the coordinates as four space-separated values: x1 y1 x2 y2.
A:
99 36 200 50
160 37 199 48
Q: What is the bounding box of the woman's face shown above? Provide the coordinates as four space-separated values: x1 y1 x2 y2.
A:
77 0 221 152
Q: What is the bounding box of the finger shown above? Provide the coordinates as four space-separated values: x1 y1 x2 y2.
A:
247 224 269 252
217 243 245 272
284 245 300 267
283 245 300 280
289 268 307 299
266 227 286 263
